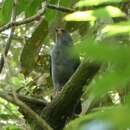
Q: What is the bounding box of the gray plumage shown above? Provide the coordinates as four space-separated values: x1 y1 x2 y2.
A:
51 29 80 91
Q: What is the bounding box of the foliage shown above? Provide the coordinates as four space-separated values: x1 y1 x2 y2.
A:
0 0 130 130
64 0 130 130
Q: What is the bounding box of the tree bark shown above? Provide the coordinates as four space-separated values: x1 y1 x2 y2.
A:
41 61 100 130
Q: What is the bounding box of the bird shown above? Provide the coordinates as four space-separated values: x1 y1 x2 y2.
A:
51 28 81 114
51 28 80 93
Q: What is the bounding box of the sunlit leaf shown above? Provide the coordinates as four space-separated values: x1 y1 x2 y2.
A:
101 21 130 37
10 76 24 88
64 6 125 21
3 124 22 130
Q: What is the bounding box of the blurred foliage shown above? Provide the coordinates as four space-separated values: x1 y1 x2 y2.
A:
64 0 130 130
76 0 125 7
64 6 126 21
0 0 130 130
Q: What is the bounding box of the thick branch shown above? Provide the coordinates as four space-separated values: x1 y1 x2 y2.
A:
41 61 100 130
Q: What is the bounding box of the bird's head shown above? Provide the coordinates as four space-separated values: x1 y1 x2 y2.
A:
55 28 72 45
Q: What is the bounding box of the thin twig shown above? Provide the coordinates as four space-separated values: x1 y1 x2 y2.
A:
0 55 4 73
47 3 74 13
0 0 17 73
0 3 74 33
0 4 47 33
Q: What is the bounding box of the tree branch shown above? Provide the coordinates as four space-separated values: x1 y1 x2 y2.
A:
0 92 47 109
41 61 100 130
0 3 74 33
0 3 47 33
47 4 74 13
0 91 53 130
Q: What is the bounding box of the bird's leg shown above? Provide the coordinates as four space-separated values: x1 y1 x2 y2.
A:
52 83 61 98
54 87 61 97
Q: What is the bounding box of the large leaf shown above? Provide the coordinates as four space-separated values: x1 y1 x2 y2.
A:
25 0 43 17
64 6 125 21
16 0 30 15
1 0 13 24
20 19 48 76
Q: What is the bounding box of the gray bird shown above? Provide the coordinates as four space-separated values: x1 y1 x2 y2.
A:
51 28 80 93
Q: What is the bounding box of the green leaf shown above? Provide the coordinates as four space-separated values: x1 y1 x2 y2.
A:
64 106 130 130
0 10 3 25
90 68 130 97
20 19 48 75
76 39 130 64
10 76 24 88
16 0 30 15
64 6 125 21
60 0 73 7
0 114 18 120
101 21 130 37
3 124 21 130
76 0 126 7
1 0 13 24
45 0 57 25
125 94 130 106
26 0 43 17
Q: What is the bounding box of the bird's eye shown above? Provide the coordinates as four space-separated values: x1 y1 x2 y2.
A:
55 28 58 32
